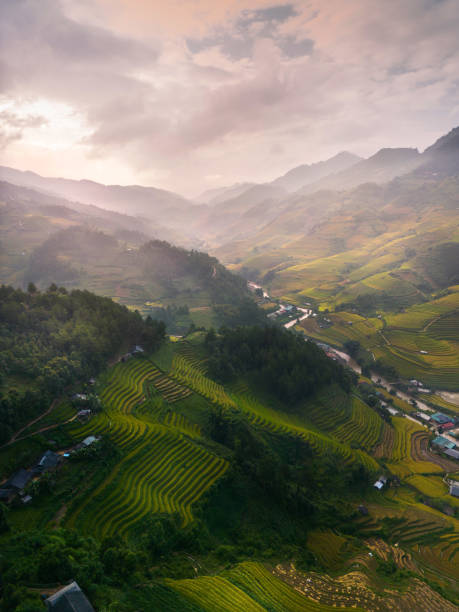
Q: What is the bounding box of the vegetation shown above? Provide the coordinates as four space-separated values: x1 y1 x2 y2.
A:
0 285 165 444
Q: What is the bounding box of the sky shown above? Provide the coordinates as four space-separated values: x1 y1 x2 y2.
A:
1 0 459 197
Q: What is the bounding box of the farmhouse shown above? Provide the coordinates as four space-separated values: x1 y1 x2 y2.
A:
416 412 431 422
373 475 387 490
387 407 399 416
72 393 88 402
45 581 95 611
34 450 60 474
132 345 145 354
7 468 32 491
431 412 450 425
444 448 459 460
82 435 98 447
432 436 456 450
449 482 459 498
439 422 455 433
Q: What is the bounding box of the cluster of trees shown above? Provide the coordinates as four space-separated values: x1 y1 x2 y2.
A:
0 515 207 611
205 325 354 404
0 285 165 443
26 226 119 286
139 240 265 327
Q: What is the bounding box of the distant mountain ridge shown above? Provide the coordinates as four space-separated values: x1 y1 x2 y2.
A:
0 165 202 241
271 151 362 192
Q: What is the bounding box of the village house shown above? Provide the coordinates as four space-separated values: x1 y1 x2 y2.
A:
72 393 89 402
77 408 92 422
444 448 459 460
431 412 450 425
449 482 459 498
45 581 95 611
34 450 60 475
373 475 387 490
432 435 456 450
7 468 33 492
439 422 455 433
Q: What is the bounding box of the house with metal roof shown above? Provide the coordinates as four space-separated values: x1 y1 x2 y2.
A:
444 448 459 460
45 581 94 611
35 450 60 473
431 412 451 424
82 435 98 447
7 468 32 491
449 482 459 498
432 435 456 450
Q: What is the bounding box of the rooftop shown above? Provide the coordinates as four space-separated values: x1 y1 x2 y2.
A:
7 468 32 490
449 483 459 498
45 581 95 612
432 436 456 449
431 412 451 424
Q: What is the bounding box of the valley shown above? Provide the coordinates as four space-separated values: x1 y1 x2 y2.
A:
1 127 459 611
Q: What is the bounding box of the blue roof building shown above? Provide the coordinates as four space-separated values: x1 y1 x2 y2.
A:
431 413 451 424
432 435 456 450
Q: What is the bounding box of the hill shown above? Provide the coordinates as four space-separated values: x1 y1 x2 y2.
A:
0 165 204 243
0 181 262 332
271 151 362 193
1 318 458 611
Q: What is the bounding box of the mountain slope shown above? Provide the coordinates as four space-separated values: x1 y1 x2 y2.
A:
271 151 362 192
0 165 202 240
299 147 423 194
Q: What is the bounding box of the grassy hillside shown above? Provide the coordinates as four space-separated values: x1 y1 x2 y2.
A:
219 174 459 389
2 325 459 610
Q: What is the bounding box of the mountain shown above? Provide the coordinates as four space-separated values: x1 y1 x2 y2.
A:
193 183 288 245
418 126 459 175
298 147 423 194
0 184 262 331
271 151 362 192
197 182 256 205
0 165 202 242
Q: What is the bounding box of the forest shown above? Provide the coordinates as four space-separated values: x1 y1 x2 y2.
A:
205 325 355 404
0 285 165 444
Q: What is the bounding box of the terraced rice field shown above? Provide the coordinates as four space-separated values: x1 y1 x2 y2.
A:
232 388 379 473
406 475 448 498
171 354 236 409
373 423 394 459
307 530 351 571
410 431 458 472
146 367 192 402
428 310 459 341
306 392 384 452
385 290 459 330
415 535 459 583
272 562 457 611
167 562 355 612
65 356 228 536
386 417 444 477
332 396 383 451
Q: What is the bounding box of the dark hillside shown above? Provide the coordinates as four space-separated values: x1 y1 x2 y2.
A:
0 285 165 443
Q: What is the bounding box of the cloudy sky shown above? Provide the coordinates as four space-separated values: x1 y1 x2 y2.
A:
1 0 459 196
